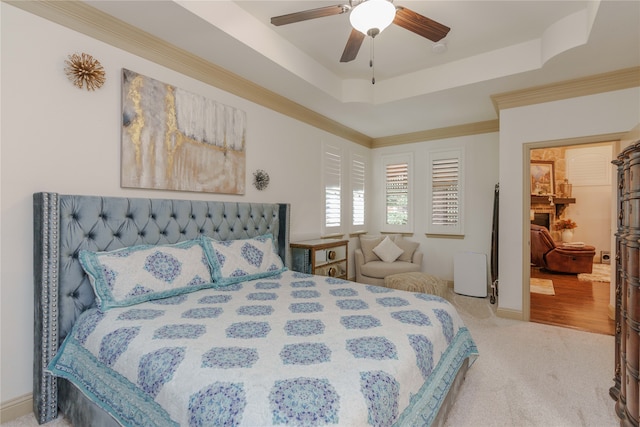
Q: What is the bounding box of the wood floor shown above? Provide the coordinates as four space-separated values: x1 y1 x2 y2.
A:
530 266 614 335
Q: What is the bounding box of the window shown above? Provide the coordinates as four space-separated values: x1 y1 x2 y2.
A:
351 153 366 232
386 163 408 225
323 143 343 235
427 149 464 235
382 153 413 232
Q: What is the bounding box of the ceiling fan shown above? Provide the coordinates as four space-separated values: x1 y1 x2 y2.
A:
270 0 450 63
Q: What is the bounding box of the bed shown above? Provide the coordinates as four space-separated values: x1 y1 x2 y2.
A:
33 192 478 426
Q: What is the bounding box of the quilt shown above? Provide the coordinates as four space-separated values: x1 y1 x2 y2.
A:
48 270 478 427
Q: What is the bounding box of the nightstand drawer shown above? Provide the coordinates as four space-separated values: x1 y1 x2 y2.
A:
291 239 348 279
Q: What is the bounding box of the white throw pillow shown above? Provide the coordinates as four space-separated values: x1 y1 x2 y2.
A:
373 236 404 263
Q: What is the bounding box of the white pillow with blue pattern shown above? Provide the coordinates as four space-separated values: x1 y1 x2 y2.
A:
79 239 214 311
201 234 286 286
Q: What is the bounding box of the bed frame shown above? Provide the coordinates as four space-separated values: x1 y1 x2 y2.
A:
33 192 471 426
32 192 290 425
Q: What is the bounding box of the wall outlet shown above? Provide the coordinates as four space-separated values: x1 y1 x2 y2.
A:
601 250 611 264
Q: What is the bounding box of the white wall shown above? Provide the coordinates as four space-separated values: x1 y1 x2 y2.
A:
371 134 500 282
498 88 640 314
0 4 365 404
564 185 612 261
563 144 614 261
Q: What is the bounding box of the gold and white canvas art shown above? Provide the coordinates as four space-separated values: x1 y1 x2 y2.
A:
121 69 246 194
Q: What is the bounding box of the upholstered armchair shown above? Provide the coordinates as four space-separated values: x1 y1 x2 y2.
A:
354 235 423 286
530 224 596 274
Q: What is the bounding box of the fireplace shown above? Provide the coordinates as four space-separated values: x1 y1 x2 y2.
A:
530 195 575 241
531 196 559 240
532 212 551 230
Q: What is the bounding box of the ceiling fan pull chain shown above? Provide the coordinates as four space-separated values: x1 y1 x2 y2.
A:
370 35 376 84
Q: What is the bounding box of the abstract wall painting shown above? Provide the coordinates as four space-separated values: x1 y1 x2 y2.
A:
121 69 246 194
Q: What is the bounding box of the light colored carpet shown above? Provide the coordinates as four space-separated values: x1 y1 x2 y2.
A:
579 263 611 282
3 290 618 427
530 277 555 295
444 290 617 427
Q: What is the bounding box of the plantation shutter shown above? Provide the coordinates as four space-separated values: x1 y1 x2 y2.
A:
324 144 342 233
428 149 464 235
432 158 459 225
385 162 409 226
351 154 365 229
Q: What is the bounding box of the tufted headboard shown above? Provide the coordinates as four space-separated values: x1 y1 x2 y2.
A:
32 192 290 424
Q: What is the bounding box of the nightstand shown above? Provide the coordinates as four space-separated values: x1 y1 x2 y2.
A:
290 239 348 279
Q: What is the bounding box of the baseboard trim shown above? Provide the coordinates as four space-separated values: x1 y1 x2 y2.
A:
496 307 524 320
0 393 33 423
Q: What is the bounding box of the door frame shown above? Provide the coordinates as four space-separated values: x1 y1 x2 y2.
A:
522 134 621 321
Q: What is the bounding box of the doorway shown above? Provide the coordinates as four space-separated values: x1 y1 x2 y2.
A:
529 266 613 334
527 141 615 335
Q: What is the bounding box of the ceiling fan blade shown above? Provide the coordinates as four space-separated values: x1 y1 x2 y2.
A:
271 5 349 26
393 6 450 42
340 28 366 62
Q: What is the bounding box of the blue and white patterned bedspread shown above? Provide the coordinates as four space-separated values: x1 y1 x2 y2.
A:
48 270 478 426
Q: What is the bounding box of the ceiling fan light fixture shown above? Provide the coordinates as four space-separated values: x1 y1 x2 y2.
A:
349 0 396 36
432 40 448 54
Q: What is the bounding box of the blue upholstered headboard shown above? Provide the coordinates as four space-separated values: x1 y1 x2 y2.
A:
32 192 290 424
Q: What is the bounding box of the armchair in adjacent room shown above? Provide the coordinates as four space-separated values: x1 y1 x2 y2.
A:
530 224 596 274
354 235 423 286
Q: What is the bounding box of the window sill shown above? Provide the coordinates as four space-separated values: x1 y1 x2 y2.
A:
425 233 465 239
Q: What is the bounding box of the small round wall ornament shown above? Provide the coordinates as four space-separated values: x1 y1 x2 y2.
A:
64 52 106 91
253 169 270 191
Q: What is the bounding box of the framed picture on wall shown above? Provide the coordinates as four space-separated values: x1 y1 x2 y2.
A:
530 160 555 195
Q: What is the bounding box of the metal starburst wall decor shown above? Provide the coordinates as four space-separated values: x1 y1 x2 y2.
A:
64 53 105 91
253 169 270 191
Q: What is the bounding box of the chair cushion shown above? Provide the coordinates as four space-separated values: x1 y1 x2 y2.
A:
373 236 404 262
360 260 421 279
359 235 384 263
394 237 419 262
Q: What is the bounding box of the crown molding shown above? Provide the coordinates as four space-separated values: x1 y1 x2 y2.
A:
525 132 628 150
372 120 499 148
624 124 640 142
7 1 636 148
5 0 374 147
491 67 640 112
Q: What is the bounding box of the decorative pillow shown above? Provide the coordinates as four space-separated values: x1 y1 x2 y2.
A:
359 235 384 263
201 234 286 286
373 236 404 263
394 237 420 262
79 239 214 311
